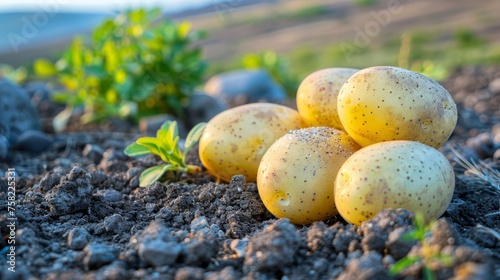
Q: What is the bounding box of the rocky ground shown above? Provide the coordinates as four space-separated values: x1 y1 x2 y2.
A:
1 66 500 279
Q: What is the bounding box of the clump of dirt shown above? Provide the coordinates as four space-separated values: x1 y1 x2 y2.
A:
1 66 499 279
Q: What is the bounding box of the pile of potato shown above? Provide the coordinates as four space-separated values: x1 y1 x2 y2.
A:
199 66 457 225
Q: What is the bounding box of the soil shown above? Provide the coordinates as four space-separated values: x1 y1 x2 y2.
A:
1 66 500 280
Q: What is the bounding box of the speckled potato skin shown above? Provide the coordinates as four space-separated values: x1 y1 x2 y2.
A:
199 103 305 182
334 141 455 226
297 68 358 130
337 66 457 148
257 127 360 225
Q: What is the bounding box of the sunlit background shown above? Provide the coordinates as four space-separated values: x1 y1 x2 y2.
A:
1 0 499 81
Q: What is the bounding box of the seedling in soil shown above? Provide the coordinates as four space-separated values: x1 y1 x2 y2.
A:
389 213 454 280
124 121 206 187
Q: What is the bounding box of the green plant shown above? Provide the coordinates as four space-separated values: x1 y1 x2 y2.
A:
124 121 206 187
389 213 454 280
34 8 207 131
352 0 380 6
454 28 487 48
0 64 27 84
242 50 300 98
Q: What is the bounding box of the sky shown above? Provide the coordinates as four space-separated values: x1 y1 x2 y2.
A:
0 0 214 13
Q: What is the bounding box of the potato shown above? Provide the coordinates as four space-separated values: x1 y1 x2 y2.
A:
257 127 360 225
296 68 358 130
334 140 455 226
337 66 457 148
199 103 305 182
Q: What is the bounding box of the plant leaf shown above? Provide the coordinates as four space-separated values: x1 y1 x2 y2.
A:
124 142 151 157
53 107 73 132
184 122 206 156
389 256 421 275
136 137 167 160
423 266 437 280
162 121 179 141
168 136 185 166
34 58 56 77
139 164 175 187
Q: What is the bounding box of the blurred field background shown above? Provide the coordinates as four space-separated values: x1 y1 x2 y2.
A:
1 0 499 82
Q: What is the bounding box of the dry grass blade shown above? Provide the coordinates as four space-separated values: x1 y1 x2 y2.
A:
476 224 500 241
448 146 500 192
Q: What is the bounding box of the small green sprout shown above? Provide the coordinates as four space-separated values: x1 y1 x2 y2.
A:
124 121 206 187
389 213 454 280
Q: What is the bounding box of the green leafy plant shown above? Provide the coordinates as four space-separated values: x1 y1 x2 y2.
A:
0 64 27 84
34 8 207 131
124 121 206 187
389 213 454 280
242 50 300 98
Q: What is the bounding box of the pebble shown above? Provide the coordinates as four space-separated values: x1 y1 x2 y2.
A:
99 149 128 172
67 227 90 250
82 144 104 164
83 243 118 269
204 69 287 107
190 216 210 232
99 189 122 203
138 239 182 267
230 238 248 258
183 92 227 128
44 166 93 216
126 167 144 181
104 214 125 234
0 78 40 145
15 130 53 153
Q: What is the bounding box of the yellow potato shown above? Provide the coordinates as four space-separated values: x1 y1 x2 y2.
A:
296 68 358 130
337 66 457 148
334 141 455 226
199 103 305 182
257 127 360 225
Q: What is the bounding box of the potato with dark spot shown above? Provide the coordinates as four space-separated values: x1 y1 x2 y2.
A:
257 127 360 225
297 68 358 130
337 66 457 148
199 103 305 182
334 140 455 226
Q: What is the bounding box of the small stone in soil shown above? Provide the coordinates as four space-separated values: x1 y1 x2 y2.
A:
15 130 53 153
82 144 104 164
104 214 125 234
138 239 182 267
67 227 90 250
83 243 119 270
